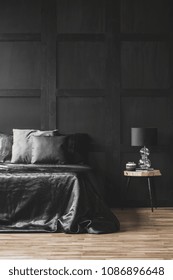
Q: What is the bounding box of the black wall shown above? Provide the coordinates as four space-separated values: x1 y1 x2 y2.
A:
0 0 172 207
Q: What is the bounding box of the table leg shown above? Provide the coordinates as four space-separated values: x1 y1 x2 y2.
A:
122 177 131 208
126 177 131 193
151 177 157 209
147 177 153 212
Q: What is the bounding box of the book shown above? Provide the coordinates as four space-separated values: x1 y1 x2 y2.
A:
135 168 154 171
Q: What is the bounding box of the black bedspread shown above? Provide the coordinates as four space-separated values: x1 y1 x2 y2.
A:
0 164 120 233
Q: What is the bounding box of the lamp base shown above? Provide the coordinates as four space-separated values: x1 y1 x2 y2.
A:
138 146 151 170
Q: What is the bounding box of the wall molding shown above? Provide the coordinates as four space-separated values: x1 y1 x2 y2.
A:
120 33 170 41
0 89 41 97
57 33 105 42
56 89 105 97
0 33 41 42
121 89 171 97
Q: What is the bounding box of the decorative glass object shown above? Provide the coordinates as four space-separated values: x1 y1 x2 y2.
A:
138 146 151 169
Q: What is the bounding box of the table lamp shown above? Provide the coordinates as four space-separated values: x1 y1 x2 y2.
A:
131 127 157 170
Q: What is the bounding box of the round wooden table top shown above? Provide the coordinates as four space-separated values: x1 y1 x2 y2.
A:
124 170 161 177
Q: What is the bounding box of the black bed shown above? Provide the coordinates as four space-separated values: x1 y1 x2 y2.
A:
0 164 120 234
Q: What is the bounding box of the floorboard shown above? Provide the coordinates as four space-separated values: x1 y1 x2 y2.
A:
0 208 173 259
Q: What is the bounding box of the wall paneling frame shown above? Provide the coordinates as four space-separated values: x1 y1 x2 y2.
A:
0 0 172 207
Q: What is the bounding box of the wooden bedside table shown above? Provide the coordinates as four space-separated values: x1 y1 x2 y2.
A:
123 170 162 212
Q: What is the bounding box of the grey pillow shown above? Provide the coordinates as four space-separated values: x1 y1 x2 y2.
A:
11 129 58 163
0 133 13 162
31 135 67 164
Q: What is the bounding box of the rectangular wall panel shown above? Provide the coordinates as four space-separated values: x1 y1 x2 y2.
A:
57 42 105 89
0 42 41 89
0 97 41 133
57 0 104 33
121 0 169 33
0 0 41 33
121 41 170 89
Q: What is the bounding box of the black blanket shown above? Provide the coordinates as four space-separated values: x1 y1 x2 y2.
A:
0 164 120 233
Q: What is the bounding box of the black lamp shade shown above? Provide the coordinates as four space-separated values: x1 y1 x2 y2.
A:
131 127 157 147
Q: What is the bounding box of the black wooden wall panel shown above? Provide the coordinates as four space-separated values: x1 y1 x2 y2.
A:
57 0 105 33
0 0 41 33
0 97 40 133
121 0 169 33
0 42 41 89
121 41 170 89
57 42 105 89
0 0 172 207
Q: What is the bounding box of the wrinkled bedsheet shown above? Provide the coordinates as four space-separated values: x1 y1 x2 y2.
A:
0 164 120 233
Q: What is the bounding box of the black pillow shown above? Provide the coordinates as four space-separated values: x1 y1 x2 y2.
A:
59 133 90 164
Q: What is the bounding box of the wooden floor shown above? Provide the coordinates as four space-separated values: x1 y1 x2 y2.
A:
0 208 173 259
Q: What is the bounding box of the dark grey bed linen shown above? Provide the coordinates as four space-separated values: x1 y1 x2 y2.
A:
0 164 120 233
